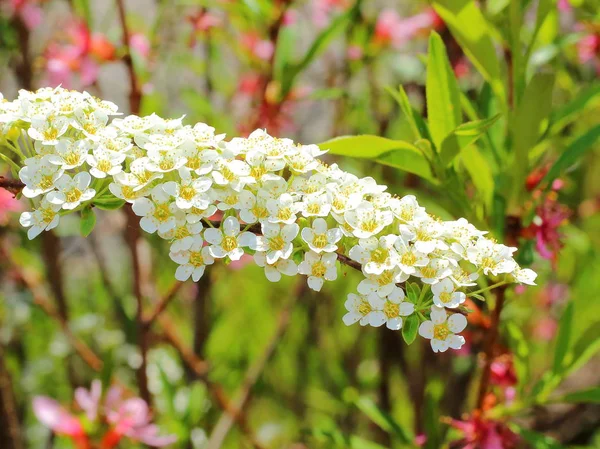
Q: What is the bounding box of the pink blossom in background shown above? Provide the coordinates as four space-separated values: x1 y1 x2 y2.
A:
490 355 518 390
534 317 558 341
374 8 441 49
241 32 275 61
43 20 116 88
558 0 572 11
187 10 221 47
311 0 349 28
577 33 600 64
238 73 263 96
449 413 519 449
0 187 23 224
130 33 151 59
6 0 43 30
347 44 363 61
454 56 471 79
32 381 175 448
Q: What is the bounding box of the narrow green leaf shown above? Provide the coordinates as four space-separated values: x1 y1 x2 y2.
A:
460 145 495 211
426 31 462 149
432 0 506 107
402 314 419 345
94 197 126 211
406 282 420 303
71 0 93 27
549 83 600 132
563 324 600 379
541 125 600 189
355 397 412 443
555 387 600 404
511 425 567 449
80 206 96 237
524 0 553 72
506 322 530 388
385 85 429 140
511 72 555 199
439 114 501 166
553 301 574 375
318 135 437 183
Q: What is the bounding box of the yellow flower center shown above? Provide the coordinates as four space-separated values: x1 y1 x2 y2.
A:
268 235 286 251
377 270 394 286
433 323 450 340
189 251 204 267
43 128 58 141
277 207 292 221
370 248 389 265
250 166 266 179
311 261 327 278
64 151 81 166
416 229 432 241
332 197 345 211
187 156 201 170
180 186 196 201
312 233 328 249
307 203 321 214
153 204 171 222
40 207 56 223
222 236 238 252
174 226 191 240
421 267 436 278
251 206 268 219
481 257 497 271
224 194 238 205
39 175 54 190
122 186 136 200
439 291 452 304
221 166 235 182
360 217 379 233
136 170 152 184
159 158 175 171
65 187 82 203
400 208 414 221
83 123 97 134
383 301 399 318
358 299 372 316
97 159 112 173
401 252 416 266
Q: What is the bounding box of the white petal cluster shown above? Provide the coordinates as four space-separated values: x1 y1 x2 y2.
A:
1 88 538 353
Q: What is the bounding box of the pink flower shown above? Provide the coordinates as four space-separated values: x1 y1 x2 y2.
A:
241 33 274 61
577 33 600 64
32 397 86 438
374 8 440 49
311 0 349 28
489 355 517 389
346 45 363 61
449 413 519 449
75 379 102 421
130 33 151 59
0 187 23 224
534 317 558 341
558 0 572 11
7 0 43 30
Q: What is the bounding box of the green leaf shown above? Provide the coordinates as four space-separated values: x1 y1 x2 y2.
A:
563 323 600 379
511 72 555 200
80 206 96 237
556 387 600 404
524 0 553 72
512 426 566 449
460 146 495 211
71 0 93 27
549 83 600 132
432 0 506 107
318 135 436 183
406 282 420 303
506 322 530 388
541 125 600 189
281 3 358 97
439 114 501 166
354 397 413 443
426 31 462 149
93 197 126 211
385 85 429 140
402 314 419 346
311 428 389 449
552 301 574 375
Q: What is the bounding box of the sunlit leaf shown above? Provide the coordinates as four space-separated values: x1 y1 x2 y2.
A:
402 314 419 346
80 205 96 237
440 114 501 166
354 397 413 443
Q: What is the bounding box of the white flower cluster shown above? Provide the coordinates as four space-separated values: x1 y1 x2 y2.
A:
0 87 538 353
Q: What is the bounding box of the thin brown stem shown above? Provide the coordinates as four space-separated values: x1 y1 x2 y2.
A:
115 0 142 115
142 281 183 326
0 344 23 449
0 178 24 194
477 286 507 409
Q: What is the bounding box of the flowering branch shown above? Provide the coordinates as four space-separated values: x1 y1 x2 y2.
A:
0 177 24 195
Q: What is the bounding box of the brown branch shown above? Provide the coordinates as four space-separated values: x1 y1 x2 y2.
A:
206 281 304 449
0 178 24 195
142 281 183 326
0 344 23 449
477 285 507 409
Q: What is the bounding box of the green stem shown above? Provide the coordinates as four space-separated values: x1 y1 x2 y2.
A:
469 281 507 296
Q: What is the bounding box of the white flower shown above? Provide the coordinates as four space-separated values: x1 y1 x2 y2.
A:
344 201 393 238
254 251 298 282
299 192 331 218
443 218 487 245
390 195 427 223
239 194 269 224
27 116 69 145
19 156 64 198
449 267 479 287
511 267 537 285
87 147 126 178
159 214 204 252
400 217 447 254
19 198 61 239
342 293 374 326
48 139 90 170
431 278 466 309
300 218 341 253
169 235 214 282
394 237 429 275
132 185 178 233
213 187 254 212
162 167 212 210
108 182 148 203
186 204 218 224
115 157 163 191
365 287 415 330
466 238 517 276
414 258 452 284
252 222 299 264
267 193 301 224
203 216 256 261
418 306 467 353
47 172 96 210
245 151 286 183
71 109 108 140
298 251 337 291
357 267 409 297
349 235 399 275
112 114 153 136
211 154 252 191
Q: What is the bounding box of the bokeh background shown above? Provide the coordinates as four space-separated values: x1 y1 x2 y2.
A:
1 0 600 448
